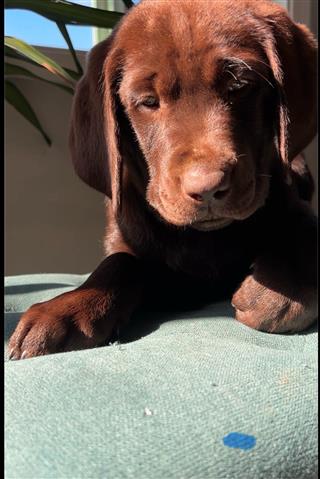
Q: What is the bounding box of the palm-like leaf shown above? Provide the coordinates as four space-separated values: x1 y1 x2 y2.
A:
5 0 123 28
4 0 130 145
5 36 76 86
56 21 83 75
5 45 82 81
5 62 74 94
5 80 51 145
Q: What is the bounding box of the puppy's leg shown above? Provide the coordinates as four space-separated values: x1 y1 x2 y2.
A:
8 253 144 359
232 202 317 333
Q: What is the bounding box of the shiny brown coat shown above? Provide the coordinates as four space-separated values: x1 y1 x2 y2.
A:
9 0 317 358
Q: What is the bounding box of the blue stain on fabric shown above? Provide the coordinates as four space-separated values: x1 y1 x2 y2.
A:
223 432 256 450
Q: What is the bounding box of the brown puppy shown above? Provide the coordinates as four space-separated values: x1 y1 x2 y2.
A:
9 0 317 359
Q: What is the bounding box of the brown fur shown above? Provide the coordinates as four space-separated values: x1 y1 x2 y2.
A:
9 0 317 359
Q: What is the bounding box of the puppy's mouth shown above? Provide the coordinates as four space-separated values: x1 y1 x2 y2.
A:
191 217 234 231
149 175 269 231
191 180 265 231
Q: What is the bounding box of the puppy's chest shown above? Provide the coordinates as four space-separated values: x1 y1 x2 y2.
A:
164 232 255 282
120 212 258 282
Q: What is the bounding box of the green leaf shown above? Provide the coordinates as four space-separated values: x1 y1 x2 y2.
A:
5 80 51 145
56 21 83 75
5 45 82 81
5 36 76 86
122 0 135 8
5 0 123 28
5 44 39 67
5 62 74 94
63 68 82 81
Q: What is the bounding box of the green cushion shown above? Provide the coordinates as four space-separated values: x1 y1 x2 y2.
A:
5 274 318 479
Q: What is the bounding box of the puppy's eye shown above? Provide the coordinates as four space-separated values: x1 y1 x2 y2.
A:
139 96 159 109
226 80 254 104
228 81 249 92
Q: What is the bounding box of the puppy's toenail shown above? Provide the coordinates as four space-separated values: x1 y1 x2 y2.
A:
8 349 16 360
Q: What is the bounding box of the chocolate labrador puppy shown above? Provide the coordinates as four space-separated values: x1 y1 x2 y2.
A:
9 0 317 359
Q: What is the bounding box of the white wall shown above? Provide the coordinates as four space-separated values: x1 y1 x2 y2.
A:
5 48 106 275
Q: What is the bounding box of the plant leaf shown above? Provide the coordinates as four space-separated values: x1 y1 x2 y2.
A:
5 44 82 81
122 0 135 8
5 80 51 145
56 21 83 75
5 62 74 94
5 44 39 67
5 0 123 28
63 68 82 81
5 36 76 86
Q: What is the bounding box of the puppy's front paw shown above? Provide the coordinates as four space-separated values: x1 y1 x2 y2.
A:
8 289 118 359
232 274 316 334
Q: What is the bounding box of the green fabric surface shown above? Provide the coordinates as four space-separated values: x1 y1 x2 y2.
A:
5 274 318 479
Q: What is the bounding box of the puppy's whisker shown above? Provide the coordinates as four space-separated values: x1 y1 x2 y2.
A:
228 57 253 72
227 57 274 88
254 70 274 88
258 174 272 178
226 69 238 81
253 58 273 70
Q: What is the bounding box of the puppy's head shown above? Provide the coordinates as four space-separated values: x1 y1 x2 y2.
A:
70 0 317 231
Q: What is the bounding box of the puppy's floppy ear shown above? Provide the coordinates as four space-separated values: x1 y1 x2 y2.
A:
69 33 121 207
256 3 317 166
